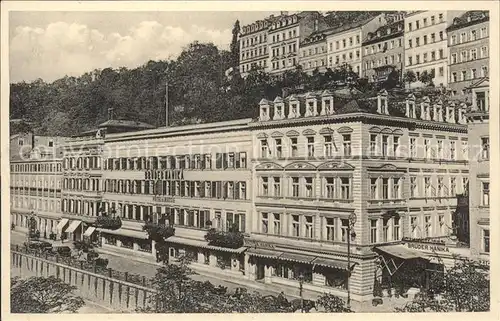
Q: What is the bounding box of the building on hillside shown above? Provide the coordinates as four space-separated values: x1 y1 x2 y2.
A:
465 77 489 262
325 13 388 77
10 134 68 239
268 11 327 76
446 11 489 102
250 89 468 300
403 10 465 88
361 19 405 83
239 17 273 77
59 113 156 242
299 32 328 74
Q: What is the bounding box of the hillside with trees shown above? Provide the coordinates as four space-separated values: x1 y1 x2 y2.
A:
10 12 403 137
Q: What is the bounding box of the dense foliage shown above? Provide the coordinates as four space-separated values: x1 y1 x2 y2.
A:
395 259 490 312
204 226 244 249
11 276 85 313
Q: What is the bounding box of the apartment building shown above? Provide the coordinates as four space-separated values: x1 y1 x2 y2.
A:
299 32 328 74
326 14 387 77
403 10 465 88
268 11 327 75
239 18 272 77
466 77 489 262
10 134 67 239
362 19 405 82
251 89 468 300
447 11 489 102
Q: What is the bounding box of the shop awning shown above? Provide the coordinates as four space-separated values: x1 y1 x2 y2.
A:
375 245 427 260
56 218 69 232
247 248 283 259
166 236 247 254
66 220 82 233
97 228 149 240
278 252 316 264
312 257 355 271
83 226 96 237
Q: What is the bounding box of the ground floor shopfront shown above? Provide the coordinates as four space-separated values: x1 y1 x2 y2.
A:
11 210 60 240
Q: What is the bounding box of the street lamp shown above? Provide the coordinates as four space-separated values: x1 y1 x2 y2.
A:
346 213 357 310
297 272 305 313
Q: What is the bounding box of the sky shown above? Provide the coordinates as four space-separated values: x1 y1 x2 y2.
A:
9 11 280 83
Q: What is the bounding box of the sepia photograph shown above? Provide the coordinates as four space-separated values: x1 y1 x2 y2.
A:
1 1 497 316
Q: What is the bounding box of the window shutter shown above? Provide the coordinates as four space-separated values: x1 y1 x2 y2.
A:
191 156 196 169
201 155 206 169
223 182 228 199
211 182 217 198
190 181 195 197
233 181 238 199
240 214 246 233
200 182 205 198
216 153 222 169
223 153 228 169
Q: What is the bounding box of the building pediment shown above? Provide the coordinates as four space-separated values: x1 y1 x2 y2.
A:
285 162 316 171
317 161 354 171
302 129 317 136
337 126 354 134
286 130 300 137
270 131 284 138
256 162 284 171
319 127 334 135
256 132 269 139
368 164 406 172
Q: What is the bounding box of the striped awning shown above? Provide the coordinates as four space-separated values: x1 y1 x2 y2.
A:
247 248 283 259
56 218 69 232
312 257 355 271
278 252 316 264
83 226 96 237
97 228 149 240
166 236 247 254
66 220 82 233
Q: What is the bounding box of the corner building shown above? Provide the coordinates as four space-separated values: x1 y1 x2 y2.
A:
247 89 468 300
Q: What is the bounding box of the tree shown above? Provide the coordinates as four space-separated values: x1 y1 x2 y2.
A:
419 70 435 87
229 20 240 68
11 276 85 313
403 70 417 89
395 259 490 312
381 69 401 90
316 293 352 312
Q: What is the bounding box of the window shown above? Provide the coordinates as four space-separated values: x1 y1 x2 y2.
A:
481 137 489 159
340 178 350 199
424 139 431 159
461 51 467 62
481 66 488 77
408 22 412 31
415 37 420 47
261 177 269 196
305 216 314 238
370 134 378 156
439 67 444 77
370 219 378 243
471 49 477 60
410 138 417 158
325 217 335 241
438 214 445 235
342 134 351 156
307 137 315 157
451 35 456 45
292 215 300 237
410 176 417 198
416 21 420 29
450 141 456 160
483 230 490 253
450 177 456 196
461 70 467 81
452 72 458 82
260 139 269 158
437 176 444 197
275 138 282 158
424 215 432 237
439 49 444 59
451 53 457 64
382 218 390 242
437 140 443 159
291 177 300 197
482 182 490 206
305 177 313 198
471 29 477 41
423 35 427 45
261 212 269 233
480 27 487 38
290 137 298 157
393 136 399 156
324 135 334 157
410 216 418 238
424 176 431 197
477 91 488 111
370 178 378 199
393 178 400 199
325 177 336 199
273 177 281 197
462 141 468 160
273 213 281 234
460 32 466 43
18 139 24 146
439 31 443 40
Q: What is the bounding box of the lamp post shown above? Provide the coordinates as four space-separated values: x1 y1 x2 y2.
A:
298 272 305 313
347 213 357 310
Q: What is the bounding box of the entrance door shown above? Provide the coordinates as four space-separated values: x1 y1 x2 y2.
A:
256 264 265 280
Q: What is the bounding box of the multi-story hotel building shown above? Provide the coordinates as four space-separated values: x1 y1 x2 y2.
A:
403 10 465 88
239 18 272 77
362 18 405 82
466 77 489 261
447 11 489 102
10 134 67 238
299 32 328 74
326 14 387 77
249 89 468 300
268 11 327 75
